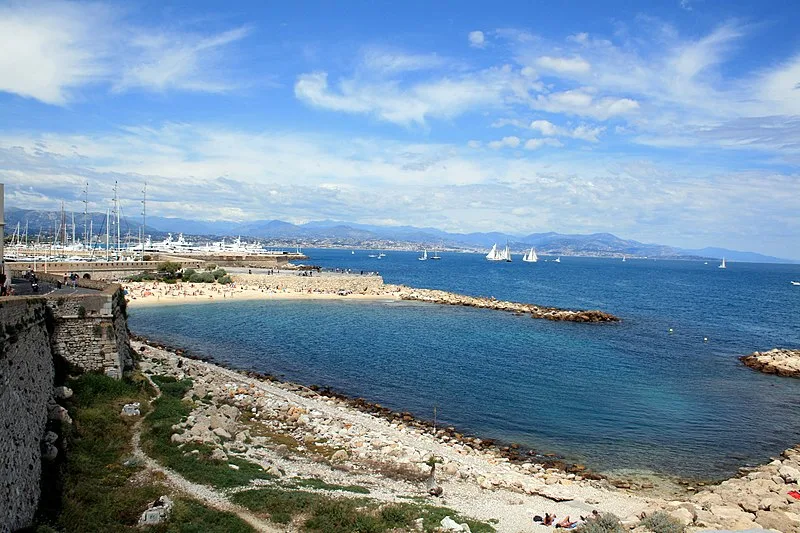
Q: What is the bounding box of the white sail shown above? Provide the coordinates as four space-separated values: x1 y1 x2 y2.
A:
419 249 428 261
522 247 538 262
719 257 726 269
502 243 512 262
486 244 502 261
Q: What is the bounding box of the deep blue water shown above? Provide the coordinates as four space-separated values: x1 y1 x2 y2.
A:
129 250 800 479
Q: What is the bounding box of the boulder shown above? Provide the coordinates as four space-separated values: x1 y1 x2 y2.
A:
755 509 800 533
780 465 800 484
121 403 141 416
668 507 695 526
138 496 174 527
42 443 59 461
210 448 228 462
54 386 73 400
739 495 761 513
440 516 469 532
212 427 232 440
331 450 349 461
48 404 72 424
760 495 788 511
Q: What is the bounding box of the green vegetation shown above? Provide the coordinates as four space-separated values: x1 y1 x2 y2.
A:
289 477 370 494
576 513 626 533
640 512 685 533
37 373 250 532
142 376 275 488
158 261 182 278
230 488 495 532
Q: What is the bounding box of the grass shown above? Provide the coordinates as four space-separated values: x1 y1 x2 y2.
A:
576 513 626 533
290 477 371 494
141 375 276 488
36 373 253 532
230 487 495 532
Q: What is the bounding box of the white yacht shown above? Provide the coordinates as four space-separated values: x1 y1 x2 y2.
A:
419 249 428 261
719 258 727 269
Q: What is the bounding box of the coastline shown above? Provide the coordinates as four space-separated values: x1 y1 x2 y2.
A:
131 336 800 532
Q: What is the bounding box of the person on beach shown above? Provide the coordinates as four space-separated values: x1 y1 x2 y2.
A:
556 516 577 529
543 513 555 526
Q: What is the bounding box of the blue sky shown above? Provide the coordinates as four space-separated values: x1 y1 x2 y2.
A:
1 0 799 258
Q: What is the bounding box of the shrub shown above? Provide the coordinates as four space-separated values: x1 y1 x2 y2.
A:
212 268 227 280
189 271 215 283
217 275 233 285
182 268 196 280
640 512 685 533
157 261 181 278
577 513 625 533
77 306 86 318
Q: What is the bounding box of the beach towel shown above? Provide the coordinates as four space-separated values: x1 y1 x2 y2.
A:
789 490 800 500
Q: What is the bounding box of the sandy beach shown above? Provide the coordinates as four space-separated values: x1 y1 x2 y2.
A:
123 273 400 308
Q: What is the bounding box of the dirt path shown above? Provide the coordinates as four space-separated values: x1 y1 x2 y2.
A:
131 374 282 533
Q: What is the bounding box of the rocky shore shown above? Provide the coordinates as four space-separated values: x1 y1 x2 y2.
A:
740 348 800 378
131 338 800 531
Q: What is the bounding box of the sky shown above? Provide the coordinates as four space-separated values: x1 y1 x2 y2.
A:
0 0 799 258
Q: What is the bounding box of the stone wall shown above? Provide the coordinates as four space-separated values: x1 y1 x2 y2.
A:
38 275 134 378
0 297 54 531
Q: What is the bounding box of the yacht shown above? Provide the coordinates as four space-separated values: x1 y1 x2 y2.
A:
719 258 727 269
522 248 538 263
418 250 428 261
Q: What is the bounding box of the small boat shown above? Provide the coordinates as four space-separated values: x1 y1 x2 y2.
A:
502 243 512 262
378 252 386 258
791 281 800 286
368 254 377 258
554 257 561 263
719 258 726 269
431 249 441 260
418 249 428 261
351 250 355 255
522 247 538 263
622 255 626 262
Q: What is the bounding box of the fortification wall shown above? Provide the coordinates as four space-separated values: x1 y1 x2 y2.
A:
0 298 55 531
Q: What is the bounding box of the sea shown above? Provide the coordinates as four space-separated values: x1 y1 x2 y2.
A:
128 249 800 481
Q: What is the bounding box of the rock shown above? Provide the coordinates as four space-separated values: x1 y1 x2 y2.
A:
440 516 466 531
170 433 185 444
210 448 228 462
212 427 232 439
54 386 73 400
48 404 72 424
760 495 788 511
739 495 761 513
138 496 174 527
228 464 240 471
755 509 800 532
43 431 59 444
121 403 141 416
267 465 282 477
443 463 459 476
42 443 58 461
413 517 424 531
668 507 695 526
331 450 348 461
780 465 800 483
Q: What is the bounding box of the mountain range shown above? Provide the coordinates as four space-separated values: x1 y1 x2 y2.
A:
3 207 794 263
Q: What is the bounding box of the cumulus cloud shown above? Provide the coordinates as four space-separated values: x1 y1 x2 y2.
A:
468 30 486 48
523 138 563 150
488 136 520 149
0 1 250 104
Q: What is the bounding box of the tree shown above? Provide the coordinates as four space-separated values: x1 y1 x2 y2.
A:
157 261 181 278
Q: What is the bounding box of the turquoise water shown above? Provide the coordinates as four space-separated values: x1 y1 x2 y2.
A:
129 251 800 479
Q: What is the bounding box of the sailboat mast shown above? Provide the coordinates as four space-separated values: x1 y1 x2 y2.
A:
71 212 75 244
106 208 110 261
141 182 146 261
82 181 88 245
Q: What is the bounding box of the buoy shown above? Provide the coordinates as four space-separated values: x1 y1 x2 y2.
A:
703 337 708 342
668 328 673 334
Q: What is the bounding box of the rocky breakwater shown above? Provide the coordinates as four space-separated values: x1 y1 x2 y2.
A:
232 273 389 295
740 348 800 378
396 288 619 323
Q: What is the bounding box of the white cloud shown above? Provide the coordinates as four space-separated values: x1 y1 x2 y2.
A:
535 55 591 74
468 31 486 48
530 120 561 136
295 65 541 126
360 47 446 74
523 138 563 150
531 89 639 120
488 136 520 149
0 1 250 104
467 140 482 148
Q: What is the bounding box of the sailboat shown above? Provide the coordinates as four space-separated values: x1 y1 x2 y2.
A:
622 255 627 262
486 244 503 261
431 248 441 260
522 247 538 263
791 281 800 286
351 250 355 255
554 257 561 263
500 243 512 262
719 258 727 269
419 249 428 261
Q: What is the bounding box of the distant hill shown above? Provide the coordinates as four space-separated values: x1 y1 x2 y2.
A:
4 207 795 263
